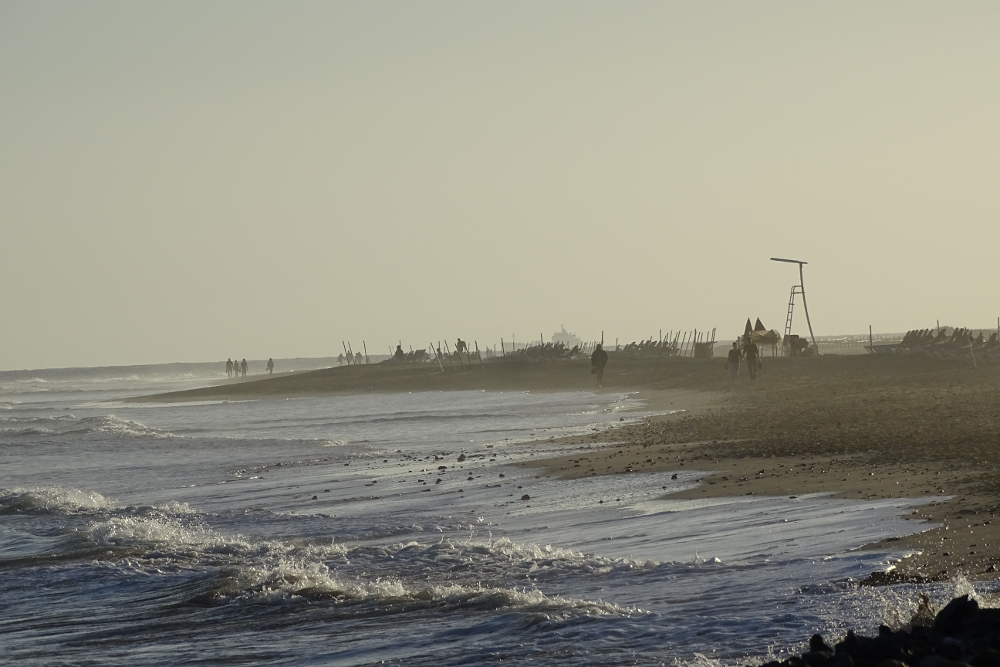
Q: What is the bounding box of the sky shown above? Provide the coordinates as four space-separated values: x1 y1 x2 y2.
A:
2 1 999 370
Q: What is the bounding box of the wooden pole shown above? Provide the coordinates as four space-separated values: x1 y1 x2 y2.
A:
431 342 444 371
342 341 352 365
475 341 485 371
363 341 369 364
500 339 506 360
445 340 461 371
869 325 874 353
970 331 978 368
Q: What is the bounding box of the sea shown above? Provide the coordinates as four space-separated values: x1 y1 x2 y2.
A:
0 360 993 666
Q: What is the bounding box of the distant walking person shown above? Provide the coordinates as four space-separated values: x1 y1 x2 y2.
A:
338 353 345 366
742 336 760 384
726 342 741 383
591 344 609 388
226 358 233 378
240 359 248 378
266 358 274 374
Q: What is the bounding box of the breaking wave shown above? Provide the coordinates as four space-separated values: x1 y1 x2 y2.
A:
0 414 178 440
0 486 119 515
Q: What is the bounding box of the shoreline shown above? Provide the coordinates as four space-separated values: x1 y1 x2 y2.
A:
526 354 1000 583
127 353 1000 583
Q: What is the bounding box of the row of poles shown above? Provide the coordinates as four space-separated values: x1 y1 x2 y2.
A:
337 327 718 370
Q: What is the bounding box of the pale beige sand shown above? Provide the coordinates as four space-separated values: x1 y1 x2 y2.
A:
525 355 1000 583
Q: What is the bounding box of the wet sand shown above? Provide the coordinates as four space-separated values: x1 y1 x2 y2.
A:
125 356 736 402
526 354 1000 583
130 353 1000 582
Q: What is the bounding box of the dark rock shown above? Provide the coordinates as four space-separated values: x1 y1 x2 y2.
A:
521 494 530 500
671 474 678 479
919 656 968 667
812 635 835 654
830 654 855 667
435 479 441 484
877 661 908 667
311 495 318 500
971 649 1000 667
457 454 466 462
499 474 505 478
763 595 1000 667
803 652 833 667
934 595 979 635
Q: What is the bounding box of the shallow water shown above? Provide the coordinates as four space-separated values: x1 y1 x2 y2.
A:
0 364 993 665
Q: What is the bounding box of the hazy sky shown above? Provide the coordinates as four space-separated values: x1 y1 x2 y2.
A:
2 2 999 370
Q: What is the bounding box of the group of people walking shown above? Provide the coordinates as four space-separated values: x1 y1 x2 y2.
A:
726 337 761 384
227 357 274 378
226 358 247 378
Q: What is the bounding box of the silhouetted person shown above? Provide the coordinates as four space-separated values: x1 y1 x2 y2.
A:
266 358 274 374
240 359 248 378
726 342 741 383
226 358 233 378
394 345 405 361
742 337 760 384
455 339 467 354
355 352 363 365
591 344 609 388
338 353 344 366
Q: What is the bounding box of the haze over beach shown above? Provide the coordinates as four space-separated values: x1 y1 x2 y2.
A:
4 3 1000 666
3 2 1000 370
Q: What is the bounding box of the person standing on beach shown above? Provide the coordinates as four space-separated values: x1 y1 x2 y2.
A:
266 358 274 374
726 342 741 383
742 336 760 384
338 353 344 366
240 359 248 378
591 344 609 388
226 358 233 378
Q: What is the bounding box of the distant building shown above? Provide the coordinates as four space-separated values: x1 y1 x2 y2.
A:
551 325 583 347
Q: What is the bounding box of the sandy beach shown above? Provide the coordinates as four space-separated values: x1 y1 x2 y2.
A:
130 353 1000 583
527 354 1000 584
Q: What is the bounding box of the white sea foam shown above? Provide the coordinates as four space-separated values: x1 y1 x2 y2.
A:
233 558 644 617
65 415 176 439
0 486 119 514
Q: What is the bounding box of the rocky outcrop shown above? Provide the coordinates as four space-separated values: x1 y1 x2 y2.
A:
760 596 1000 667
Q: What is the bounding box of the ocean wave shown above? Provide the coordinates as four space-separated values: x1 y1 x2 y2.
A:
227 561 643 619
0 426 57 437
89 516 249 553
0 414 78 424
62 415 176 439
0 487 120 515
73 510 652 620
